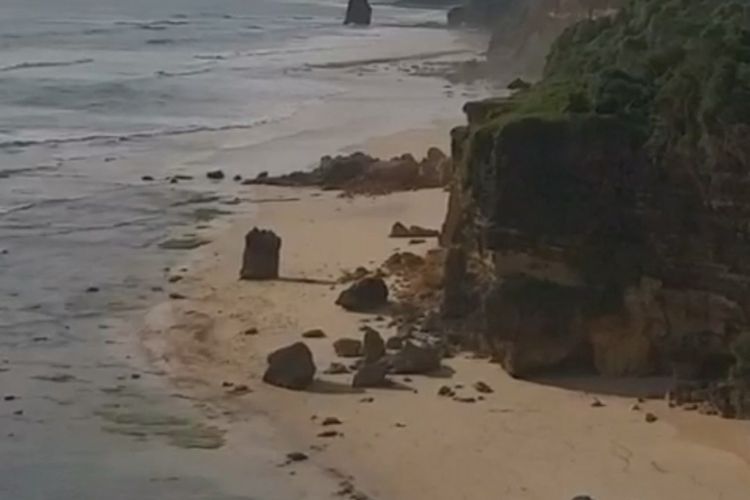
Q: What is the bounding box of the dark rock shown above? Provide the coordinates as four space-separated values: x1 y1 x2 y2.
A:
206 170 225 180
571 496 595 500
302 329 327 339
233 174 242 182
390 222 410 237
286 452 308 462
352 360 390 388
390 341 441 374
3 395 17 401
317 430 339 438
335 277 388 312
645 412 658 423
389 222 440 238
86 286 100 293
244 327 259 335
438 385 454 397
473 381 493 394
359 396 375 403
321 417 342 426
385 336 404 350
323 362 350 375
263 342 316 390
591 398 605 408
362 327 386 363
141 175 154 181
454 396 476 403
344 0 372 26
333 338 363 358
168 275 182 283
507 78 531 91
240 228 281 280
228 384 250 395
246 153 376 189
169 292 186 300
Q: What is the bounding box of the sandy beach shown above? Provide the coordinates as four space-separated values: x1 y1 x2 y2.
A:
141 126 750 500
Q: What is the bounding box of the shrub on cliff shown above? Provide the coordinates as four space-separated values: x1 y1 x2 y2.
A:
535 0 750 165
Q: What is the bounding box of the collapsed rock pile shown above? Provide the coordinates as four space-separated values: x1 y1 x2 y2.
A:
243 148 451 196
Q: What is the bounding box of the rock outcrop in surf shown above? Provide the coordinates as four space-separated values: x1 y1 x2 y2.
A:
344 0 372 26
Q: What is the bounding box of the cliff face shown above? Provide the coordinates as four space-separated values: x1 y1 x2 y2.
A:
442 0 750 417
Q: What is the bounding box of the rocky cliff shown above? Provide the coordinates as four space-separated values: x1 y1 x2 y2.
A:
441 0 750 418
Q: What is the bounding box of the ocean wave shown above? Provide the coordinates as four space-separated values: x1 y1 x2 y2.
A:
146 38 176 45
0 120 274 151
0 165 59 179
114 19 190 28
155 68 212 78
0 59 94 73
194 54 228 61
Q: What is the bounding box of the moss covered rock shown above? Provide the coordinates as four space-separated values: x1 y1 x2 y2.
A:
443 0 750 393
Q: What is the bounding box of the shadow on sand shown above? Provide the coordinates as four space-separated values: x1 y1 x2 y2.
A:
527 375 674 399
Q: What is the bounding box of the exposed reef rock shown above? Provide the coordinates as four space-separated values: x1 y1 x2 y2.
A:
244 149 450 195
345 0 372 26
440 0 750 417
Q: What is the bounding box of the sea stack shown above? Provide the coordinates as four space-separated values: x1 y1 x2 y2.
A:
240 228 281 280
344 0 372 26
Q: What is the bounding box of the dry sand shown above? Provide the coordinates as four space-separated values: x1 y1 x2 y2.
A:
141 130 750 500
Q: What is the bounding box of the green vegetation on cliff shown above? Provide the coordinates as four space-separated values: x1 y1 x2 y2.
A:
480 0 750 167
447 0 750 396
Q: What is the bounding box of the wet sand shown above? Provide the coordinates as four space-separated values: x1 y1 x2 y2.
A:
143 128 750 500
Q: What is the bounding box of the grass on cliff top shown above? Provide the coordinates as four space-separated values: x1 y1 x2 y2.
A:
475 0 750 166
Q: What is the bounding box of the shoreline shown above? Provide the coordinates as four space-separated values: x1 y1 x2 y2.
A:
141 125 750 500
0 19 485 498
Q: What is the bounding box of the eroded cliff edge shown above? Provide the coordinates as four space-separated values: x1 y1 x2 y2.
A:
440 0 750 418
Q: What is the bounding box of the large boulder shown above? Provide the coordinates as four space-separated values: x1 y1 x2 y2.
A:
336 277 388 312
333 338 363 358
362 327 386 364
352 359 390 388
390 341 441 374
344 0 372 26
240 228 281 280
263 342 316 390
